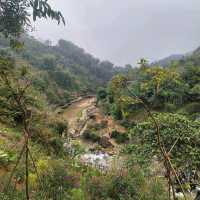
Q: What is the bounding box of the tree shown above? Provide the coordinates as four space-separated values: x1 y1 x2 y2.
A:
0 53 38 125
136 66 187 107
0 0 65 46
128 113 200 172
0 53 40 199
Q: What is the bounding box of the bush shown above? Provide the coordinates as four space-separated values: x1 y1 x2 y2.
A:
53 119 68 136
50 137 64 155
111 130 129 144
86 168 167 200
69 141 85 157
111 104 123 120
48 116 68 136
69 188 86 200
35 158 74 199
100 101 112 115
82 130 101 143
120 119 136 128
97 87 107 101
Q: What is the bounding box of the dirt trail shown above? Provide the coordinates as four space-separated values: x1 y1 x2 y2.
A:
62 97 96 130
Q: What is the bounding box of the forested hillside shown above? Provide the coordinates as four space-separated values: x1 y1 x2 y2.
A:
0 35 126 105
99 49 200 123
96 50 200 199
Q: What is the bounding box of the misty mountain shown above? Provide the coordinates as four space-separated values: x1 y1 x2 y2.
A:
0 35 127 105
151 54 185 67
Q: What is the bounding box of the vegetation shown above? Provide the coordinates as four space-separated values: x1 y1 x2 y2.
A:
83 130 101 143
98 51 200 198
0 0 65 47
110 130 129 144
0 35 128 105
0 1 200 199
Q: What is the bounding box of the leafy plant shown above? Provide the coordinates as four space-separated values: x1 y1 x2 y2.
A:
83 130 101 143
111 130 129 144
127 113 200 170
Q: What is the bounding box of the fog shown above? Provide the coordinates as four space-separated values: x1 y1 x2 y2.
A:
32 0 200 66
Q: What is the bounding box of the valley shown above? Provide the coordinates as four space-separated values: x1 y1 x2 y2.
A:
0 2 200 198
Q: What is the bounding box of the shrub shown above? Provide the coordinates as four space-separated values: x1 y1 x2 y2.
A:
35 158 73 199
111 130 129 144
120 119 136 128
70 141 85 157
97 87 107 101
50 137 64 155
49 117 68 136
82 130 100 143
100 101 111 115
86 168 167 200
69 188 86 200
111 104 123 120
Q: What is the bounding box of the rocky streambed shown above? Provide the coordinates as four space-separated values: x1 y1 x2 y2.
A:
62 97 126 170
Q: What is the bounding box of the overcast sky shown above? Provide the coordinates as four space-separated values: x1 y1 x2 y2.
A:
32 0 200 66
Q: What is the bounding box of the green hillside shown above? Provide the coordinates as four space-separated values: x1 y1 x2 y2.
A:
0 35 126 105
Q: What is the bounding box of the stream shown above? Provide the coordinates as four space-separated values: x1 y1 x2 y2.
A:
61 97 124 170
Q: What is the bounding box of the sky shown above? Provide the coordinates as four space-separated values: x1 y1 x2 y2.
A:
32 0 200 66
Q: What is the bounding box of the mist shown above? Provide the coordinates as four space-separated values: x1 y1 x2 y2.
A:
31 0 200 66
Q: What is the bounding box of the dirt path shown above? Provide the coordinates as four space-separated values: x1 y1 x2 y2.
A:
62 97 96 130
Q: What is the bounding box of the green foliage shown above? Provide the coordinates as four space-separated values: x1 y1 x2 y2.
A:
50 117 68 136
69 188 86 200
120 119 136 128
27 158 74 199
178 102 200 116
0 35 128 105
164 103 177 112
99 101 112 115
97 87 107 101
83 130 101 143
0 53 40 125
111 103 123 120
49 137 64 155
0 0 65 46
86 168 167 200
127 113 200 170
0 150 10 166
111 130 129 144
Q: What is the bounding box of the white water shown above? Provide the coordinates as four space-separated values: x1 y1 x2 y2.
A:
80 152 112 170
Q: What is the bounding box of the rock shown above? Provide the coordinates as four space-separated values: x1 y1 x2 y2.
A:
80 152 112 170
99 136 113 148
